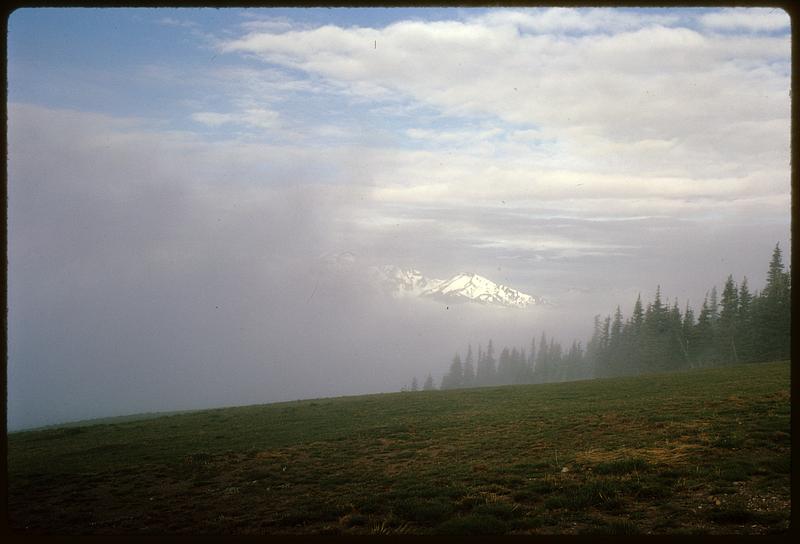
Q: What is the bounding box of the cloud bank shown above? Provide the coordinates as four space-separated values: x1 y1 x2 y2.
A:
7 8 790 429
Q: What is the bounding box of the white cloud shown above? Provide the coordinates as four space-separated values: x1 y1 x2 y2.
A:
699 8 790 32
157 17 199 29
473 8 681 34
15 8 792 275
191 107 280 130
191 111 234 126
406 127 503 145
217 11 789 165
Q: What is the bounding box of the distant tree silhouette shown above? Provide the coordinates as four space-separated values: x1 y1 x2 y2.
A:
428 243 789 389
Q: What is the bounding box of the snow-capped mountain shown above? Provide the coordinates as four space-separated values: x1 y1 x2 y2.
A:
317 253 542 308
372 265 541 308
424 272 539 308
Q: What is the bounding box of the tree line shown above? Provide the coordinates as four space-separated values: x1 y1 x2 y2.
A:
407 243 790 391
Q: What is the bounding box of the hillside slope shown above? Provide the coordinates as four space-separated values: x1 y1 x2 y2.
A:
8 361 790 535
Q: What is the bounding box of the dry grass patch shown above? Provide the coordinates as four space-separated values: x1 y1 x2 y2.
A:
576 442 703 467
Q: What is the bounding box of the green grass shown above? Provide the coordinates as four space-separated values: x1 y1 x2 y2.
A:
7 360 790 535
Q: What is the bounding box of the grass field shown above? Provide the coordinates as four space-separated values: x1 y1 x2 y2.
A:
7 361 791 535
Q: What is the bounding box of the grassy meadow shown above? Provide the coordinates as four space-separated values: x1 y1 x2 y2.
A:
7 360 791 535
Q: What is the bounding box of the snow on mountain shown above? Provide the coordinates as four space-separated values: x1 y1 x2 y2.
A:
371 266 541 308
425 272 539 308
316 254 542 308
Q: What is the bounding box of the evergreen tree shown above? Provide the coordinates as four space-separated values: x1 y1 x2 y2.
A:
709 286 719 320
535 332 550 382
549 338 563 381
753 243 791 361
694 295 715 367
477 340 497 385
625 294 645 374
463 344 475 388
563 340 583 380
598 315 612 374
475 344 485 386
410 376 419 391
610 306 623 347
442 353 464 389
515 347 530 384
631 294 645 333
497 347 512 385
528 337 537 376
737 277 755 362
668 299 687 370
586 316 604 377
718 275 740 363
422 373 435 391
647 286 673 372
681 301 695 366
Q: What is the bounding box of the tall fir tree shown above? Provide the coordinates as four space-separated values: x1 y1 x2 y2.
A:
718 275 740 363
737 277 755 362
528 337 537 376
441 353 464 390
476 340 497 386
668 299 687 370
586 316 604 377
535 332 550 382
463 344 475 387
681 301 696 366
754 243 791 361
709 286 720 323
694 295 715 367
497 347 512 385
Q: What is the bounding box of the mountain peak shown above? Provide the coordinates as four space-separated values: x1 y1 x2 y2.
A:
371 266 541 308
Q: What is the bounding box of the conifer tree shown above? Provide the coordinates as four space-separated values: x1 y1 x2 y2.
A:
631 294 645 333
486 340 496 383
586 316 604 377
441 353 464 390
709 286 719 322
463 344 475 388
668 299 686 370
410 376 419 391
694 295 715 367
510 347 528 384
535 332 550 382
737 277 755 362
423 373 435 391
610 306 623 347
477 340 497 385
549 338 563 381
564 340 583 380
718 275 740 363
528 337 537 375
754 243 791 361
598 315 612 374
680 301 695 366
476 344 485 386
497 347 512 385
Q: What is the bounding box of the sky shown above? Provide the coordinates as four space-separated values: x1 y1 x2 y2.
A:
6 7 792 430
